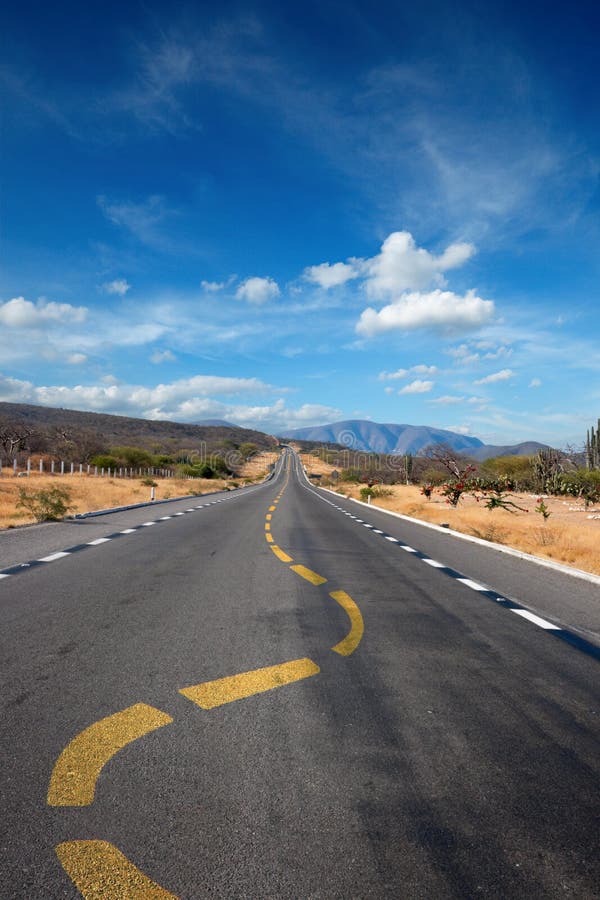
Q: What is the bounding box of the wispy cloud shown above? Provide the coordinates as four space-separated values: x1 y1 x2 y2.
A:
102 279 131 295
474 368 515 385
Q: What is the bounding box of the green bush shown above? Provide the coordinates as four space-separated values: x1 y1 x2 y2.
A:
17 486 74 522
90 455 119 469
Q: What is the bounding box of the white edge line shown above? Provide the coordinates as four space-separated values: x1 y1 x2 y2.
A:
318 486 600 587
457 577 488 592
511 608 561 630
38 551 71 562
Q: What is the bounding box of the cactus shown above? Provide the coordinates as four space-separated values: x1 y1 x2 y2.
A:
586 419 600 469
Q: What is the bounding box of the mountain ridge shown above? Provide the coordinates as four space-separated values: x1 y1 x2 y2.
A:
279 419 549 458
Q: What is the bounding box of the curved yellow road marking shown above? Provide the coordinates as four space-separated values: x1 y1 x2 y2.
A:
179 658 320 709
271 545 293 563
48 704 172 807
290 564 327 586
329 590 364 656
56 840 178 899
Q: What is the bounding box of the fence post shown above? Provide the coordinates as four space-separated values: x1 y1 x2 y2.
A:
79 464 83 475
40 459 43 473
60 460 65 475
27 459 31 476
51 460 55 474
94 466 98 476
13 459 17 475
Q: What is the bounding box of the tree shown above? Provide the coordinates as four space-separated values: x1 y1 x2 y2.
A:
0 421 35 462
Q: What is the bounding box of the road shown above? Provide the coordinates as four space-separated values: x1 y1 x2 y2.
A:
1 448 599 899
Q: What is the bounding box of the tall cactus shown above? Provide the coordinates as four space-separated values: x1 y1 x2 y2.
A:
586 418 600 469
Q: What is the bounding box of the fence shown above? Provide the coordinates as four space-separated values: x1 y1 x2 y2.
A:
0 458 176 479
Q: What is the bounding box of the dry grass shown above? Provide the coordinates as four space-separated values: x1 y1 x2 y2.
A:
238 450 280 481
0 473 232 529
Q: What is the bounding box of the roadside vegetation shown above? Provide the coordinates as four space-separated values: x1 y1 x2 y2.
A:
298 419 600 576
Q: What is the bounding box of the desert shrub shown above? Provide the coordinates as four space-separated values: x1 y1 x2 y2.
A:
110 446 154 467
90 454 119 469
17 486 74 522
140 477 158 487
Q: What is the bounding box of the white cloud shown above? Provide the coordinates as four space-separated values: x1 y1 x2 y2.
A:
474 369 514 385
150 349 176 364
97 195 172 247
103 279 131 296
356 289 494 337
304 261 360 289
0 296 87 328
447 344 480 365
442 424 472 435
379 363 437 380
429 395 465 405
529 377 542 388
0 371 339 432
483 345 512 360
399 379 434 394
384 386 394 394
363 231 475 299
235 277 280 305
67 353 87 365
0 372 278 419
201 276 236 292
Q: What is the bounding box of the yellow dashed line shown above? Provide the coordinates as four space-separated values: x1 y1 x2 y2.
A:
266 514 272 520
48 704 172 807
264 522 271 531
290 564 327 586
269 505 276 511
271 545 293 563
265 533 274 543
329 590 364 656
179 658 320 709
55 840 178 899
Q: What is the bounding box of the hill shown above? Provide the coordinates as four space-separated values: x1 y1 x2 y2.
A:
469 441 550 461
0 402 277 463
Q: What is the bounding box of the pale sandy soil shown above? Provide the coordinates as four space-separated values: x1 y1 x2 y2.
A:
237 450 281 480
300 453 600 576
0 473 232 530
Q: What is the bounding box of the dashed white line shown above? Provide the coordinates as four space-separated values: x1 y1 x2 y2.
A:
401 546 417 553
120 529 136 534
422 558 446 568
141 522 156 527
87 538 111 545
385 536 399 543
511 609 560 630
38 551 71 562
0 573 10 579
159 516 172 520
457 577 488 592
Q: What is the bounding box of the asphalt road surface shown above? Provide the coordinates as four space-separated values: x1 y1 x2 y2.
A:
1 449 599 899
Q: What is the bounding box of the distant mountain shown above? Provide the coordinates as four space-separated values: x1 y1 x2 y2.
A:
279 420 550 459
469 441 550 461
279 420 484 455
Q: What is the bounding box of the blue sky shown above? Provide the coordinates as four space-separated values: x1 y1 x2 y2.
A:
1 0 599 446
